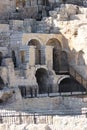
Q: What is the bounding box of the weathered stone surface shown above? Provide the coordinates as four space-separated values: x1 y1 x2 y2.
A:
0 124 9 130
62 4 79 16
0 0 87 120
49 11 57 18
0 87 13 102
10 124 26 130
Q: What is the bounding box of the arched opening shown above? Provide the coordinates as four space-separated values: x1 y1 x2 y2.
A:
46 38 62 74
60 51 69 73
28 39 41 65
0 52 3 66
12 50 17 68
0 77 4 90
35 68 49 94
59 77 86 92
77 50 85 65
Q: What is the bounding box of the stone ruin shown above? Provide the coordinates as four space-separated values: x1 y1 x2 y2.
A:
0 0 87 112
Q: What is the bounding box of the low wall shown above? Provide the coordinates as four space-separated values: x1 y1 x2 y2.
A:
1 95 87 114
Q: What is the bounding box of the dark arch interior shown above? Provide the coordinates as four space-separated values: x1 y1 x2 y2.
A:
47 39 62 73
47 39 69 74
53 47 61 73
60 51 69 73
0 77 4 90
0 52 3 66
59 77 86 92
28 39 41 65
35 68 49 94
12 50 17 68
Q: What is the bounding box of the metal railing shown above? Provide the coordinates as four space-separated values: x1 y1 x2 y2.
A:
23 91 86 98
0 111 53 125
0 110 87 125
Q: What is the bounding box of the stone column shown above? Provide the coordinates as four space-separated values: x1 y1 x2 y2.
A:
45 46 54 70
29 46 36 66
19 46 28 64
40 45 46 65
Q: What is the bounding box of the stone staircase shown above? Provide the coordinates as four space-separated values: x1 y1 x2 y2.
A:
69 65 87 89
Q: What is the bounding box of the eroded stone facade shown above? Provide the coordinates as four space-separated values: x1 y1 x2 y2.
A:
0 0 87 104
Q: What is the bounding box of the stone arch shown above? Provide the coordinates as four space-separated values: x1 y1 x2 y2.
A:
0 52 3 66
58 75 70 85
12 50 17 67
36 66 48 72
28 37 42 46
0 76 4 90
58 77 86 92
35 68 49 94
28 39 41 65
77 50 85 65
46 38 62 73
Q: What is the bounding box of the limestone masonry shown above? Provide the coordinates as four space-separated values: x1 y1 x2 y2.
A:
0 0 87 117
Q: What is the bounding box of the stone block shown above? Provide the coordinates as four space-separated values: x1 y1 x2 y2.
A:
49 11 57 18
54 7 60 13
57 13 68 21
31 0 38 6
9 20 24 31
0 24 9 32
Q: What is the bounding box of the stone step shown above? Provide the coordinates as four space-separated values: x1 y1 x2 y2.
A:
69 65 87 88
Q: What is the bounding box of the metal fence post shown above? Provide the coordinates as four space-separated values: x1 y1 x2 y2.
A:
30 88 33 98
19 113 22 124
35 88 37 97
0 116 3 123
34 113 36 124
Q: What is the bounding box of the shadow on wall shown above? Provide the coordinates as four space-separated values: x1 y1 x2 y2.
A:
12 50 17 68
35 68 53 94
77 50 85 65
28 39 41 65
46 38 69 74
0 77 4 90
0 52 3 66
70 49 86 66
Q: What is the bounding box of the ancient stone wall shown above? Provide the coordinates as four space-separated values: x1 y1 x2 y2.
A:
0 0 16 20
0 0 86 20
